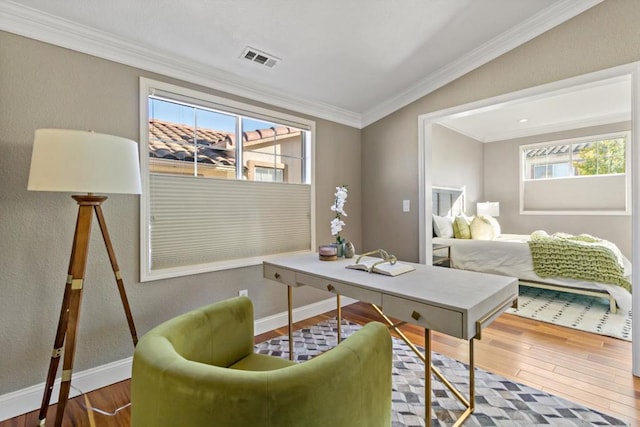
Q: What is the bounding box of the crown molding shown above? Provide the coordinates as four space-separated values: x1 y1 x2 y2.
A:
0 0 603 130
360 0 605 128
0 1 363 128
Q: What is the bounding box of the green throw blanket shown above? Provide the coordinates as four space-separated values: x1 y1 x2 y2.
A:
528 230 631 292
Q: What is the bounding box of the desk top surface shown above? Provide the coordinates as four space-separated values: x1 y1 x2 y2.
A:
264 253 518 314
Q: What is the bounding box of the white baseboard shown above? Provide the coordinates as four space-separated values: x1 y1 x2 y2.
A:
0 357 133 422
0 295 357 421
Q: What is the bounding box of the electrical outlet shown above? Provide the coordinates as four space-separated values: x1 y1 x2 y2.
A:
239 289 248 297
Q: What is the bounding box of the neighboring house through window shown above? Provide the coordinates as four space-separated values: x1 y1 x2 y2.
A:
139 77 315 281
523 136 626 180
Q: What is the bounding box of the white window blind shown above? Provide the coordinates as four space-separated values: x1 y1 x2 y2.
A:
139 77 315 281
519 131 630 215
149 174 311 271
522 174 627 212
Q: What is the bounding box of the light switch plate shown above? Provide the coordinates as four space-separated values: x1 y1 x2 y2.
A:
402 200 410 212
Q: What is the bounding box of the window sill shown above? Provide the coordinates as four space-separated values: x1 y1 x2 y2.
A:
520 209 630 216
141 250 314 282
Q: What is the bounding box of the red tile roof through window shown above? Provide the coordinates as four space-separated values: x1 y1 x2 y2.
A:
525 142 594 158
148 120 299 166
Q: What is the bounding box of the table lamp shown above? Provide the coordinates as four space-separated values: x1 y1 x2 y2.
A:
28 129 141 427
476 201 500 217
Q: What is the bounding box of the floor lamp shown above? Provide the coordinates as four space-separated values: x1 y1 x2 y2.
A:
27 129 142 427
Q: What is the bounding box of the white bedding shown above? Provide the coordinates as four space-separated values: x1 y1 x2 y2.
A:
433 233 632 311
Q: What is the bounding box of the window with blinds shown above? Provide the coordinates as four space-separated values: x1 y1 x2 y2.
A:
519 132 630 215
139 78 315 281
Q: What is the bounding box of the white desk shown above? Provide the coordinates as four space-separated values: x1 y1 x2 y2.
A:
263 253 518 426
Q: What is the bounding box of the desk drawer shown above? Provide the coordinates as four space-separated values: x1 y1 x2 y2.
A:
295 272 383 306
382 294 463 339
264 264 297 287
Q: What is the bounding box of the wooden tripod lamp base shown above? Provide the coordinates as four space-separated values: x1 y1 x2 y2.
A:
37 195 139 427
27 128 142 427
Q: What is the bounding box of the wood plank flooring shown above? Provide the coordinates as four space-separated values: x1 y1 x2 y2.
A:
3 302 638 426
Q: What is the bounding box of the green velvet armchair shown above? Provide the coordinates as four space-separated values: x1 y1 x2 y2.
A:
131 296 392 427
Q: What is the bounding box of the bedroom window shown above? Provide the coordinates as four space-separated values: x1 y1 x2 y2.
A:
140 77 315 281
520 132 630 215
523 134 627 180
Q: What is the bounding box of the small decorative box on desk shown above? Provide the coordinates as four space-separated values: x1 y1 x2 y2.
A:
318 245 337 261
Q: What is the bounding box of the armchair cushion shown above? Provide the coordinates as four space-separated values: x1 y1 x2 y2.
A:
131 296 392 427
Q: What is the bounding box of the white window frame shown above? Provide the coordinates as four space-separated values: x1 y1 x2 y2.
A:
139 77 316 281
519 131 631 216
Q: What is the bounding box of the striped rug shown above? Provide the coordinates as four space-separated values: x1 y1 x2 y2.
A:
508 285 632 341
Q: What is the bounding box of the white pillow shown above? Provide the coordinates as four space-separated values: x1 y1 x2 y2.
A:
432 215 454 238
470 215 501 240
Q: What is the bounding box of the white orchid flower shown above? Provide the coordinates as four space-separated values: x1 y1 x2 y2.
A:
330 185 348 244
330 218 345 236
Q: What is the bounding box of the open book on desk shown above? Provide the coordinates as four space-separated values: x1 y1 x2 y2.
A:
346 249 415 277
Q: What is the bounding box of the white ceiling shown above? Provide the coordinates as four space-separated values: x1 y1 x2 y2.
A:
439 76 632 142
0 0 603 128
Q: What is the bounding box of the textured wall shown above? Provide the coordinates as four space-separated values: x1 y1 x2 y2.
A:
432 124 484 214
484 121 632 257
0 31 362 395
431 120 633 257
362 0 640 262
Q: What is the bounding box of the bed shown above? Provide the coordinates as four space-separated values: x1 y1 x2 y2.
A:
431 187 632 313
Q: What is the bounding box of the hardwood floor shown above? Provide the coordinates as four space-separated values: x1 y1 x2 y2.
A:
3 302 639 426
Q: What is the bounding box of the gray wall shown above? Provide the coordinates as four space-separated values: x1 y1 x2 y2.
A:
432 122 632 259
432 124 484 215
431 121 632 257
362 0 640 263
2 0 639 401
484 122 632 257
0 31 362 394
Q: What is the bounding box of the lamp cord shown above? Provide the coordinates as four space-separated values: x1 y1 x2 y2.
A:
70 385 131 416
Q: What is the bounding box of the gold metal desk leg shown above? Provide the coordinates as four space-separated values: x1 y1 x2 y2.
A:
287 286 293 361
370 303 476 427
445 338 475 426
470 338 475 411
336 294 342 343
425 328 432 427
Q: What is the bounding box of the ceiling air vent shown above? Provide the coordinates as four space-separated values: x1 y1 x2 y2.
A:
241 47 280 68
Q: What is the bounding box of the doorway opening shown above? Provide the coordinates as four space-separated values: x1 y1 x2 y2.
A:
418 62 640 375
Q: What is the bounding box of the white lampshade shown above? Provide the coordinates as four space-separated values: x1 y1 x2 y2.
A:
477 201 499 217
28 129 142 194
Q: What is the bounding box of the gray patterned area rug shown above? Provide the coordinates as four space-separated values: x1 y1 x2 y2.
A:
255 320 628 426
507 285 632 341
